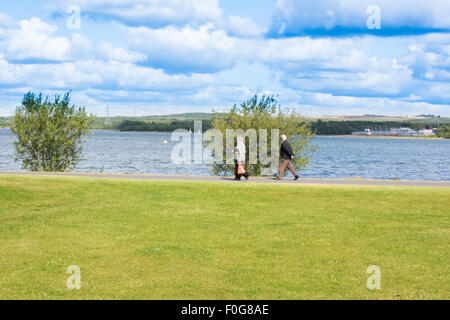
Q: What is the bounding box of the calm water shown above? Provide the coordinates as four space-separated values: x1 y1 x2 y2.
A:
1 129 449 181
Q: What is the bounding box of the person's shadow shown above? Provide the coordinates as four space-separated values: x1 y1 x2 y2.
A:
220 177 237 181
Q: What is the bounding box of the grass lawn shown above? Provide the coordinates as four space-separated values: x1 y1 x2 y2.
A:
0 175 448 300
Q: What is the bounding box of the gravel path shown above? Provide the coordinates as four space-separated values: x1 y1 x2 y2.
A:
1 171 449 187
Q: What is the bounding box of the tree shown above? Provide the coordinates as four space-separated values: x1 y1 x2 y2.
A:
11 92 95 172
207 94 316 176
437 124 450 139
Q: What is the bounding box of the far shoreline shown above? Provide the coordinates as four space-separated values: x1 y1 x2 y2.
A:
1 127 447 140
319 135 445 140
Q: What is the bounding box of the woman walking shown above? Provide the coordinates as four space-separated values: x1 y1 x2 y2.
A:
234 136 249 181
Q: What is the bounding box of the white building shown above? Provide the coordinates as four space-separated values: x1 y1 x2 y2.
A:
390 128 417 136
418 129 434 136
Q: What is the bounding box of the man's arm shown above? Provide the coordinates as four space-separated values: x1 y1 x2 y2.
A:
285 141 294 158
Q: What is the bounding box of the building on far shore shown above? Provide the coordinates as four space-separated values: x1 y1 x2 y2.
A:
352 128 435 136
418 129 434 136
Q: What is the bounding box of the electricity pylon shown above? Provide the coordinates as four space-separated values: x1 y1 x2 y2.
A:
105 105 112 129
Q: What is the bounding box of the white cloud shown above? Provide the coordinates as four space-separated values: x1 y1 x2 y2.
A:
0 18 71 61
191 84 252 104
227 16 265 37
256 37 370 71
49 0 222 27
127 24 373 73
0 54 212 92
99 42 147 63
401 33 450 82
127 24 243 73
49 1 266 39
280 57 415 97
280 90 450 116
0 18 148 65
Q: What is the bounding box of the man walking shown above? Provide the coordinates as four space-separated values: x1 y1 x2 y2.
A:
277 135 300 181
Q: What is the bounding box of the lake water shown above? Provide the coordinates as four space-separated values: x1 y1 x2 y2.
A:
1 129 449 181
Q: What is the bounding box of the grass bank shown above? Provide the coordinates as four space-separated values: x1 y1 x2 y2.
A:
0 175 448 299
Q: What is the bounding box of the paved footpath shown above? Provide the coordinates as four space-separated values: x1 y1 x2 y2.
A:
1 171 449 187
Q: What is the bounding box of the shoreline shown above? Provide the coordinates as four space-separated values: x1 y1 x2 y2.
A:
2 127 446 140
322 135 445 140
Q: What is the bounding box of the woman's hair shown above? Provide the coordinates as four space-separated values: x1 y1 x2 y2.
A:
281 135 287 141
237 136 244 144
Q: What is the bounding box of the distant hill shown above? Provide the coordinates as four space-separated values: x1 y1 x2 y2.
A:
141 113 216 121
90 113 220 130
116 119 213 132
417 114 439 118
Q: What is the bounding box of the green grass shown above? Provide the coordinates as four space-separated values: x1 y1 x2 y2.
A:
0 175 448 300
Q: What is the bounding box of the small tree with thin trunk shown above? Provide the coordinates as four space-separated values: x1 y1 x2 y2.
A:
11 92 94 172
207 94 316 176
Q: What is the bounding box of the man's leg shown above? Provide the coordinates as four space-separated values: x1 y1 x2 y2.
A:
278 159 288 179
286 161 298 177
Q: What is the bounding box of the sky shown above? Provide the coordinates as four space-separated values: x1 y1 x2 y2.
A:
0 0 449 117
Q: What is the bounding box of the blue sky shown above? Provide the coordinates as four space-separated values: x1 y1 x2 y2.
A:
0 0 449 117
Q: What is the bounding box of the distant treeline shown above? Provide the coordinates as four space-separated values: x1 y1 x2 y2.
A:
3 115 446 137
437 124 450 139
116 119 441 135
311 120 435 135
116 120 214 132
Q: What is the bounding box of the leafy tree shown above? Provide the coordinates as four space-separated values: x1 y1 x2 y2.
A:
11 92 95 172
207 94 316 176
437 124 450 139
